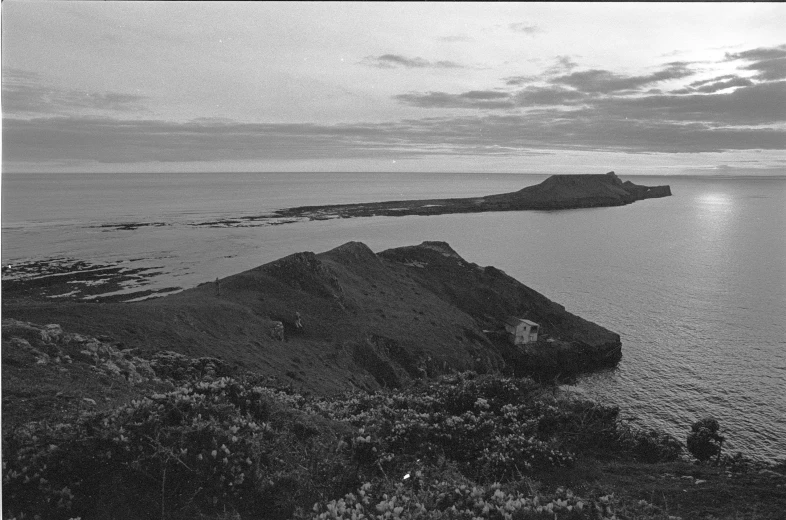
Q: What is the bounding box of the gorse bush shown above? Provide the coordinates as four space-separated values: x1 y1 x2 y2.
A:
687 417 724 463
299 461 669 520
306 373 682 478
300 480 601 520
300 374 579 481
4 378 261 519
3 373 684 519
3 378 354 520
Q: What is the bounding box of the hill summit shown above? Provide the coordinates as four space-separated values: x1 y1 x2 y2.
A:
489 171 672 208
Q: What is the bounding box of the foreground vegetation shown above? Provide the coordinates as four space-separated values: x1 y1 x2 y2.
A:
4 370 785 520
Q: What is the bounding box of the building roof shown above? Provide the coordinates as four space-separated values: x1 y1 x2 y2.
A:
505 317 539 328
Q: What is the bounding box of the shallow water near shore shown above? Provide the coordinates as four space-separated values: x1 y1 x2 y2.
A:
3 171 785 462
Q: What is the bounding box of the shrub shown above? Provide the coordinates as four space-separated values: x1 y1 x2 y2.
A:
299 478 618 520
617 426 683 463
2 378 354 520
686 417 724 463
3 372 689 519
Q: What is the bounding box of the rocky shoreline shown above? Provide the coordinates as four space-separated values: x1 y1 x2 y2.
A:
2 258 181 302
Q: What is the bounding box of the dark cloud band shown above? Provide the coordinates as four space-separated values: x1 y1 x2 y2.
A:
360 54 464 69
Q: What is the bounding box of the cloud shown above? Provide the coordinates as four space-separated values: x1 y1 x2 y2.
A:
545 56 579 75
459 90 510 100
394 91 516 109
505 56 580 86
360 54 464 69
741 57 786 81
675 75 755 94
2 117 400 164
391 76 786 128
689 74 738 87
404 113 786 154
396 85 590 110
552 62 694 93
509 22 540 35
5 99 785 170
694 77 755 93
6 49 785 169
514 86 587 106
726 44 786 62
438 35 473 43
2 68 147 116
590 81 786 125
725 44 786 81
681 163 786 176
390 70 785 154
503 75 539 86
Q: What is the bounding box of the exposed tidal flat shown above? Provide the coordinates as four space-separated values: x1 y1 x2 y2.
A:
2 172 786 462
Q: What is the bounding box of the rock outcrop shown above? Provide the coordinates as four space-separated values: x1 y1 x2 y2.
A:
2 318 232 385
1 318 239 427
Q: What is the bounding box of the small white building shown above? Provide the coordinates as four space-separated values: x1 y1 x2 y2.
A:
504 317 539 345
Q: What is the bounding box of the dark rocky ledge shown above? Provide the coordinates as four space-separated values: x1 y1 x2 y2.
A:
273 171 671 221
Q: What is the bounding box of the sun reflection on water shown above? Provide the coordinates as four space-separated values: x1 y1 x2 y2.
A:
696 192 735 224
697 193 733 206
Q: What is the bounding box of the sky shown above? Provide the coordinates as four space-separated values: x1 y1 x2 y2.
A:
2 2 786 175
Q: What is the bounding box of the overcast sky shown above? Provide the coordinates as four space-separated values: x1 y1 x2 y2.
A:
2 2 785 175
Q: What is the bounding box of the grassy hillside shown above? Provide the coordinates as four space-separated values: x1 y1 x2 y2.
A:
3 241 621 395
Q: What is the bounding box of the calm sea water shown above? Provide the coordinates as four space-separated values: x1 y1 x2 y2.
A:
3 172 785 462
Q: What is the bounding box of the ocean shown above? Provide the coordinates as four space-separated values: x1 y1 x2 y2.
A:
2 171 785 462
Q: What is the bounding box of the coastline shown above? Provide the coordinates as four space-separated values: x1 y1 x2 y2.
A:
3 174 784 464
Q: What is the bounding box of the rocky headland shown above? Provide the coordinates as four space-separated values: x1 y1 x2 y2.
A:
272 171 671 221
3 241 620 395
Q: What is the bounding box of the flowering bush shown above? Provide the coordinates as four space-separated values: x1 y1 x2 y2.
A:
303 373 681 482
3 378 351 520
301 479 613 520
299 376 571 481
3 372 685 519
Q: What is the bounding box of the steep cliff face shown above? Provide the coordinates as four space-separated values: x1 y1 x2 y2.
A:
622 179 672 199
378 241 622 377
3 241 622 393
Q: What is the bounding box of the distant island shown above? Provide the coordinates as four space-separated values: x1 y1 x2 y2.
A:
90 171 672 230
272 171 672 221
